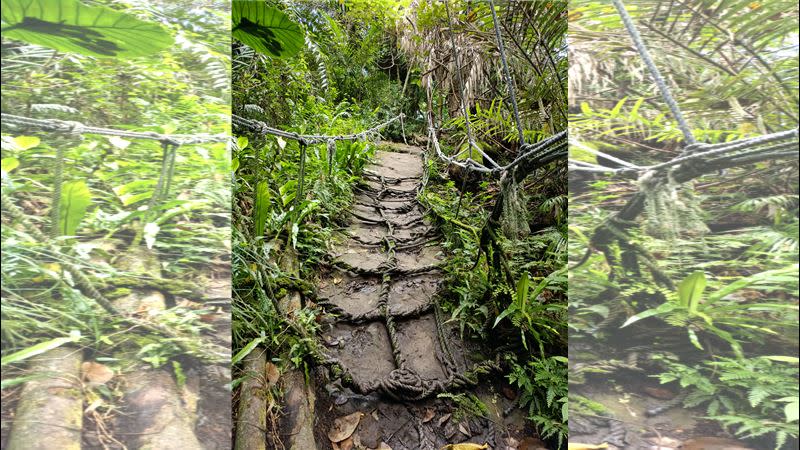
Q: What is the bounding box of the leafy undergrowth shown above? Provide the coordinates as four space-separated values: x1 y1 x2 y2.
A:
569 1 799 448
2 0 231 447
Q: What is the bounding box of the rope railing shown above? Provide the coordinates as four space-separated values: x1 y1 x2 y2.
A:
569 116 799 177
570 0 800 177
425 1 565 183
1 113 228 145
231 113 404 145
612 0 696 145
428 112 567 176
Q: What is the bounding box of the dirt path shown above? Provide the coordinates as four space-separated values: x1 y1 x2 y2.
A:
311 143 531 450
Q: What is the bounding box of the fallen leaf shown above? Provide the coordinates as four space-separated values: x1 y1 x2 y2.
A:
437 413 452 426
199 313 217 323
265 362 280 386
339 436 354 450
81 361 114 385
328 411 363 443
440 443 488 450
457 421 470 436
567 444 608 450
644 387 676 400
376 443 392 450
422 408 436 423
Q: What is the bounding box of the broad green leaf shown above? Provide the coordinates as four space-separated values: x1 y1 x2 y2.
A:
516 271 530 306
621 302 676 328
232 2 304 58
1 157 20 173
1 0 173 57
119 191 154 206
785 401 799 423
708 265 798 303
58 180 91 236
231 157 240 172
1 374 47 389
764 356 800 364
113 179 156 196
237 136 249 150
493 305 517 328
280 179 297 206
231 337 266 365
777 397 799 423
687 328 704 350
254 180 270 237
11 135 39 150
678 271 706 312
609 97 628 118
1 332 81 366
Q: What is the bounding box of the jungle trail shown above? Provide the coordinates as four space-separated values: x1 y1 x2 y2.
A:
231 1 566 449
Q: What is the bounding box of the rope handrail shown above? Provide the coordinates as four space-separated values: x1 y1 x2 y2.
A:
568 128 799 174
612 0 696 145
427 112 566 176
231 113 404 145
1 113 228 145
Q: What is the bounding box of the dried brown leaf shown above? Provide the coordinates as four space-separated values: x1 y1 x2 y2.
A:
328 411 363 443
265 362 280 386
81 361 114 385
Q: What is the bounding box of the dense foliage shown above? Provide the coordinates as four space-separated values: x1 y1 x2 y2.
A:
231 0 569 446
569 1 799 447
1 0 230 418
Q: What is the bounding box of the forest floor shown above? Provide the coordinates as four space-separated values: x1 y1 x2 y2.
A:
297 142 542 450
0 265 232 450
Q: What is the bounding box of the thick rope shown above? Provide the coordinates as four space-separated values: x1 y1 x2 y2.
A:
611 0 696 145
51 144 65 237
443 0 478 160
568 128 798 174
429 113 567 176
231 113 403 145
1 113 228 145
489 0 525 146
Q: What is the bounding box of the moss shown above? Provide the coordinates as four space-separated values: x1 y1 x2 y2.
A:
571 394 611 415
106 287 133 298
